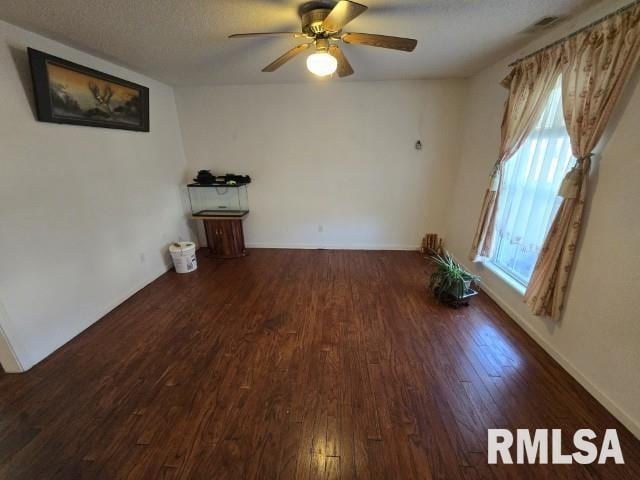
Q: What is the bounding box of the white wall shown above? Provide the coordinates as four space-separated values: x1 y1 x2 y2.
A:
3 2 637 445
0 20 192 372
175 80 466 250
445 0 640 438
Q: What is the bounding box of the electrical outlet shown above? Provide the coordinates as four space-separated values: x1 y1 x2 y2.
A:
139 253 146 263
318 225 324 233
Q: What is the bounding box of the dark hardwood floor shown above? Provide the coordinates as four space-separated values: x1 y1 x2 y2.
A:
0 249 638 479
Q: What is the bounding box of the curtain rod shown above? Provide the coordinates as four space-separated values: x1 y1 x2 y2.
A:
508 0 640 67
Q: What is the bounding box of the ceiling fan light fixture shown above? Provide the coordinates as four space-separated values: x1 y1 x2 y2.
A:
306 51 337 77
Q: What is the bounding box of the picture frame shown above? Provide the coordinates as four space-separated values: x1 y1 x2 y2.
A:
27 48 149 132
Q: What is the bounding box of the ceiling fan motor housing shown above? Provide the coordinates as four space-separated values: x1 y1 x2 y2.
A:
301 8 335 36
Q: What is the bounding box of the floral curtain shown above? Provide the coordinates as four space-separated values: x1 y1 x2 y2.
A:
525 3 640 319
492 80 575 283
469 47 563 261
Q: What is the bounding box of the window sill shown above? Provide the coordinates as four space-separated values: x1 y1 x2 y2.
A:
481 260 527 296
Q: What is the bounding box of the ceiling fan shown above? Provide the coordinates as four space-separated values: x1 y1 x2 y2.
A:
229 0 417 78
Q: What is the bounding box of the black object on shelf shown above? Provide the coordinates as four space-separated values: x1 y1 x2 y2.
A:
193 170 216 184
224 174 251 184
188 183 247 188
192 171 251 186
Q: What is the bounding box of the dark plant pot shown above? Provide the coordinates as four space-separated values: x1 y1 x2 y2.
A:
433 282 478 308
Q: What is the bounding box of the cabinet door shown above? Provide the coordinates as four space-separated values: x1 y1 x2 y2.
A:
203 219 246 258
204 220 220 255
219 221 234 257
214 223 225 256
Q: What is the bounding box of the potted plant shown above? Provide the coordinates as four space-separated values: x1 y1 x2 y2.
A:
428 253 479 307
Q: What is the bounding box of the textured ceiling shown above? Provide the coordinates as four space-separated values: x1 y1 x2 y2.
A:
0 0 598 86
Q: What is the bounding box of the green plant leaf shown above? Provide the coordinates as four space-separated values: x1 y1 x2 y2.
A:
427 251 479 301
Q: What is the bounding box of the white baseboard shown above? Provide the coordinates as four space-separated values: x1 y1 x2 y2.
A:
478 277 640 440
245 242 420 251
0 318 23 373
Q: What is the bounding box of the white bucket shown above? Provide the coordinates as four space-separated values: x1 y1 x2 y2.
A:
169 242 197 274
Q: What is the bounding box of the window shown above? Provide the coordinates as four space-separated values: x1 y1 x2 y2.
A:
490 79 574 286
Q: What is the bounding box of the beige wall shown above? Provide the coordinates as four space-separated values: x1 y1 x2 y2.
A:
0 20 192 371
175 80 466 250
445 0 640 438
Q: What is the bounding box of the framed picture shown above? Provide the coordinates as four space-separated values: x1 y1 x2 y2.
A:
27 48 149 132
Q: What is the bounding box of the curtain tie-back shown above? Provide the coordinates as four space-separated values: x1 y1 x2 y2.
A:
558 154 592 198
575 153 593 164
489 163 502 192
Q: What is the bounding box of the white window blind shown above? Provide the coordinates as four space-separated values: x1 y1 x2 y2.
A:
491 79 575 285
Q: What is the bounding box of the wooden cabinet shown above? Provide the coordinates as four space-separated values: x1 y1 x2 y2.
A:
201 216 247 258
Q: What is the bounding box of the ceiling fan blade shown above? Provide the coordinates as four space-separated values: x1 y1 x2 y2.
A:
342 32 417 52
322 1 368 33
328 45 354 77
229 32 306 39
262 43 311 72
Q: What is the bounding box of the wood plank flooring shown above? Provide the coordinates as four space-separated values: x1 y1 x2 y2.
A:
0 249 638 479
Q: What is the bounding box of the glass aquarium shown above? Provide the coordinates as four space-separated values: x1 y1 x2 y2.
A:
187 184 249 217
